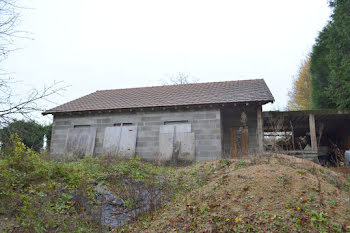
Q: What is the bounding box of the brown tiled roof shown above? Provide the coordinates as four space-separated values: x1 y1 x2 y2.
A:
43 79 274 115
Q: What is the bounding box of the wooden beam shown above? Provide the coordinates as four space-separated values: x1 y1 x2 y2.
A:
257 105 263 154
309 114 317 152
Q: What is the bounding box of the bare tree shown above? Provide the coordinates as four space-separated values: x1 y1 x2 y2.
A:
0 79 66 124
0 0 25 62
0 0 65 125
161 72 199 85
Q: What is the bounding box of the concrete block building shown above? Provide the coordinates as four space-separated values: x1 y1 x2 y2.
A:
43 79 274 162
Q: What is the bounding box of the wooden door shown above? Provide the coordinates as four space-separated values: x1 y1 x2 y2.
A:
230 127 248 158
241 127 248 156
230 127 238 158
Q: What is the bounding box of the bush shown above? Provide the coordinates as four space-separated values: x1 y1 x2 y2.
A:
0 135 103 232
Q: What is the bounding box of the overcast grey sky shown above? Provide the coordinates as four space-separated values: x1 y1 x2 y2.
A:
3 0 331 123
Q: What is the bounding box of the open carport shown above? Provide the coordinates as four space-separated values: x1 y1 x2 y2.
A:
263 109 350 164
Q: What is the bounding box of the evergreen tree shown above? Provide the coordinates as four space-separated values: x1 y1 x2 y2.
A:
0 120 47 152
310 0 350 109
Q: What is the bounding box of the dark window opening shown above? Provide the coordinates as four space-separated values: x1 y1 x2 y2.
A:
74 125 91 128
113 123 133 126
164 120 188 125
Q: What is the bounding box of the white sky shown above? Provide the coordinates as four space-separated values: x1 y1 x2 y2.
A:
3 0 332 123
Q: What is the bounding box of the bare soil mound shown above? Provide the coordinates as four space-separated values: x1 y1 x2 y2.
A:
143 154 350 232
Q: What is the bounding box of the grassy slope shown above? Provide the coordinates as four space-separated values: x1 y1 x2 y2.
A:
0 138 349 232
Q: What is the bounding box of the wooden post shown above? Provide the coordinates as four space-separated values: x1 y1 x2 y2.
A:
309 114 317 152
257 105 263 154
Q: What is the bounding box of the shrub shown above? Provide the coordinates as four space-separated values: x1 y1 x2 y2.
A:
0 135 103 232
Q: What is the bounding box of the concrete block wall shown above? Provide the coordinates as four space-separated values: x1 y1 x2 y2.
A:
50 108 222 162
221 106 259 157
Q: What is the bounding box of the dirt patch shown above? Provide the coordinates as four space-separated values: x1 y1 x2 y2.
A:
332 167 350 175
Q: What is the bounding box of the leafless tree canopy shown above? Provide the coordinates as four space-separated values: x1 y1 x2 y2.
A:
161 72 199 85
0 0 22 62
0 78 66 124
0 0 65 125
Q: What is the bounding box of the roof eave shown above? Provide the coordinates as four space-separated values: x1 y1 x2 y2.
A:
42 99 274 116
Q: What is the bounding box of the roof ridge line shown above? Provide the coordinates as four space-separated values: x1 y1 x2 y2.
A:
96 78 264 92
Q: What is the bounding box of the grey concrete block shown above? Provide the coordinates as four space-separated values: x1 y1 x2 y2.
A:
141 116 162 121
197 145 220 152
138 131 158 137
54 120 71 126
205 113 217 119
195 128 221 135
196 139 221 146
53 125 71 130
193 114 208 120
196 135 217 140
50 138 67 144
193 123 217 129
139 126 158 131
144 121 163 126
96 118 111 124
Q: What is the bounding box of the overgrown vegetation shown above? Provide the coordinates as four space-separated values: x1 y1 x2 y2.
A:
1 137 349 232
0 135 104 232
0 135 173 232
